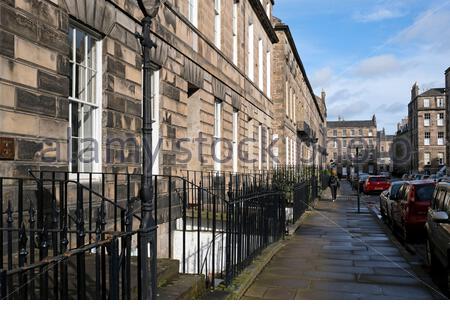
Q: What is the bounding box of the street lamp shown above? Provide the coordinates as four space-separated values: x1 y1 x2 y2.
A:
136 0 163 300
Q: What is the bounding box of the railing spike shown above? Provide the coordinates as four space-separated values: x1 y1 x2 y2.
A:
19 222 28 259
6 200 13 224
51 198 60 225
28 200 35 224
39 217 48 251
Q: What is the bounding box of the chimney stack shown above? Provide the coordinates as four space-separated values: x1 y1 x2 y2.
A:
321 90 326 104
411 82 419 100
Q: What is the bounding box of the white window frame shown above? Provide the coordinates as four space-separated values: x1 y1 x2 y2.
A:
286 137 290 166
258 124 262 171
214 99 222 172
232 1 238 65
285 81 289 116
232 109 239 173
424 98 430 108
151 70 160 175
438 153 445 166
273 134 279 167
289 87 293 120
258 39 263 90
248 23 254 81
424 132 431 146
438 113 445 126
293 92 296 123
214 0 221 49
438 132 445 146
438 98 444 107
424 153 431 166
188 0 198 27
266 50 271 98
424 113 431 127
68 24 103 175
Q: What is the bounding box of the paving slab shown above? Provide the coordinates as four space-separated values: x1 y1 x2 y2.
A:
242 181 437 300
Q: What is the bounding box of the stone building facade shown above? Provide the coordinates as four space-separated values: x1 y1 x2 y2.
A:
271 19 327 169
393 117 410 175
408 83 446 173
0 0 286 177
327 116 378 176
376 129 394 173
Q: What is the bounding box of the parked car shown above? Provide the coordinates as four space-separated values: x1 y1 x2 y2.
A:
392 180 436 241
401 174 410 181
425 182 450 289
363 176 391 194
353 173 369 191
380 181 405 220
380 172 391 178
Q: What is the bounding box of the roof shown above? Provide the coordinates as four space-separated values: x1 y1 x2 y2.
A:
327 120 376 128
446 67 450 74
419 88 445 97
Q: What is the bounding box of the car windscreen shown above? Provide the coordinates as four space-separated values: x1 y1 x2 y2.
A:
369 177 388 182
415 184 435 202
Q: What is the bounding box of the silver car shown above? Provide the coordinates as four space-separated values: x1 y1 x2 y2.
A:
379 181 405 221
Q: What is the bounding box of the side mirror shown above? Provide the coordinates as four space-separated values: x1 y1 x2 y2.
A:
431 211 449 223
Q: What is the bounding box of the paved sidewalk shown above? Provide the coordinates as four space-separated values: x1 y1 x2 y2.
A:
243 181 441 300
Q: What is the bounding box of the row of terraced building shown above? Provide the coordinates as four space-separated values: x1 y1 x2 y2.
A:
0 0 327 177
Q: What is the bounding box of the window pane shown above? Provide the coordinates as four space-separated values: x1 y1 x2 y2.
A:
75 64 86 100
76 29 86 65
87 36 96 70
69 27 74 61
415 185 435 202
86 69 96 104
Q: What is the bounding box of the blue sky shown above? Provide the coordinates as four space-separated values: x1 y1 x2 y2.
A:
274 0 450 134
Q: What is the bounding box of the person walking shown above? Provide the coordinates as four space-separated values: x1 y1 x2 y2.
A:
328 174 340 202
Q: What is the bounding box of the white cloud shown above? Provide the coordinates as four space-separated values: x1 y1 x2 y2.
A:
352 54 407 78
389 5 450 51
311 67 333 88
314 3 450 134
353 8 405 22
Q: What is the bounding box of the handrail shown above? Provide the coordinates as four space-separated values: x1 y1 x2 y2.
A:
28 170 127 212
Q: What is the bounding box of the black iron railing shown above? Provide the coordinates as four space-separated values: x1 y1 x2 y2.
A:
0 172 150 300
1 169 289 298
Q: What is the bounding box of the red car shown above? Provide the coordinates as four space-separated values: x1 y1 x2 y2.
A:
363 176 391 194
392 180 436 241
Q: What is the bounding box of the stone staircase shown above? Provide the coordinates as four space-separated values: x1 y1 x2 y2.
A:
156 259 206 300
2 255 206 300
